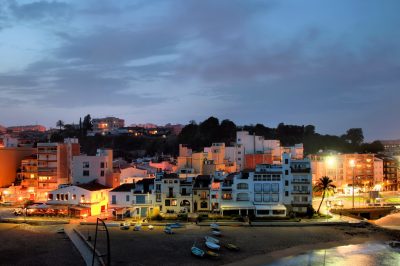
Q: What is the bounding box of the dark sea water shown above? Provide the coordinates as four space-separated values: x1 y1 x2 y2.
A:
267 242 400 266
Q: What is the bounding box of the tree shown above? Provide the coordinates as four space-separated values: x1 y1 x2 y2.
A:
56 120 64 132
313 176 336 214
344 128 364 146
82 114 93 132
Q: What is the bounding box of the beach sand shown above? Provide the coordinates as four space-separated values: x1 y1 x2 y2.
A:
0 223 85 266
78 223 395 266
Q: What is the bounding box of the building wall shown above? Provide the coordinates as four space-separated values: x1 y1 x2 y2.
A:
72 155 110 185
0 147 36 187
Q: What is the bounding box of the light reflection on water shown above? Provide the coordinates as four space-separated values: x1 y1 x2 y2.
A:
267 243 400 266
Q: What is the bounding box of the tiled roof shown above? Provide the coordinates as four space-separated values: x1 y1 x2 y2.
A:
110 183 135 192
77 183 111 191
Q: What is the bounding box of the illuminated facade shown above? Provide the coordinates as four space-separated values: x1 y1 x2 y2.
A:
310 153 376 192
92 117 125 134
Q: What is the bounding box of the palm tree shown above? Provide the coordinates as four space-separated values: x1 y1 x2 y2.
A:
314 176 336 213
56 120 64 132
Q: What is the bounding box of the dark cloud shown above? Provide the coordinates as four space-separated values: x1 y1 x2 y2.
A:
8 0 72 21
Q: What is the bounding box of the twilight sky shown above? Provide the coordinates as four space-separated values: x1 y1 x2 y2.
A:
0 0 399 140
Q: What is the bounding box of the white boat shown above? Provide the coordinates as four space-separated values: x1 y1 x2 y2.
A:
211 230 221 237
205 241 220 250
120 222 130 230
133 224 141 231
210 223 219 230
164 226 174 234
148 225 154 230
204 236 219 244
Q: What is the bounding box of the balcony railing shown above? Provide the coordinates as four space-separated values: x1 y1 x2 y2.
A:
166 193 177 198
291 191 311 195
290 167 311 173
292 179 310 184
131 200 153 205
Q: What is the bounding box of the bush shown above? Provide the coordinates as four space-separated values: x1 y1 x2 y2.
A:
177 213 188 221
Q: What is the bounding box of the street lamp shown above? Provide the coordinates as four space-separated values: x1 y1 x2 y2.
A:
349 159 356 209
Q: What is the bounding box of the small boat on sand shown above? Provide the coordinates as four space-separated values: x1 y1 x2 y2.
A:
133 224 141 231
206 241 220 250
164 226 174 234
205 236 219 244
206 250 220 258
148 225 154 230
120 222 130 230
191 246 205 257
224 243 240 251
212 230 221 237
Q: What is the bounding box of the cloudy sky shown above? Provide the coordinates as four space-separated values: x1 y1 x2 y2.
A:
0 0 399 140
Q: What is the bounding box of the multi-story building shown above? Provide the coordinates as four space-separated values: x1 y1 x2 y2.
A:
0 146 36 187
218 153 312 217
310 152 375 193
192 175 211 213
92 117 124 134
36 138 80 200
377 155 398 191
373 157 384 188
72 149 113 187
380 140 400 156
47 183 110 217
109 179 155 218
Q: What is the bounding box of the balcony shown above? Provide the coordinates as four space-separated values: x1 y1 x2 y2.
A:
132 200 153 205
291 200 309 206
166 193 177 198
292 179 310 184
290 167 311 173
291 191 311 195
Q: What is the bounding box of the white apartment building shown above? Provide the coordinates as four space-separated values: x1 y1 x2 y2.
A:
72 149 113 186
109 179 155 218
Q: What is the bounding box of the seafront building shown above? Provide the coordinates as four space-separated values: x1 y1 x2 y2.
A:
92 117 125 135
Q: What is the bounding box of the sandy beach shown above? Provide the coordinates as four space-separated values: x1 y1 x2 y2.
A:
78 223 396 266
0 223 84 266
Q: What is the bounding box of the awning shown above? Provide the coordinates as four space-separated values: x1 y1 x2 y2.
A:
255 204 287 211
221 206 255 210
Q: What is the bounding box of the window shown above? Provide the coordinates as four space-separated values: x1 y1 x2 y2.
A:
171 200 177 206
81 195 85 202
238 151 241 154
263 184 271 192
285 180 289 186
156 184 161 191
100 162 105 168
164 180 167 184
257 210 270 215
61 194 64 201
302 196 308 202
263 194 270 202
72 194 76 200
237 183 248 190
156 194 161 202
48 194 53 200
101 170 104 177
271 194 279 202
254 193 262 202
285 191 289 196
285 170 289 175
200 191 207 199
254 183 262 192
237 193 249 201
222 193 232 200
165 199 171 206
83 170 90 176
56 194 60 200
273 210 285 215
284 159 289 164
174 180 178 183
181 188 187 195
271 183 279 192
126 195 130 202
111 195 116 204
238 158 241 161
65 194 69 200
200 201 208 208
83 162 90 168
